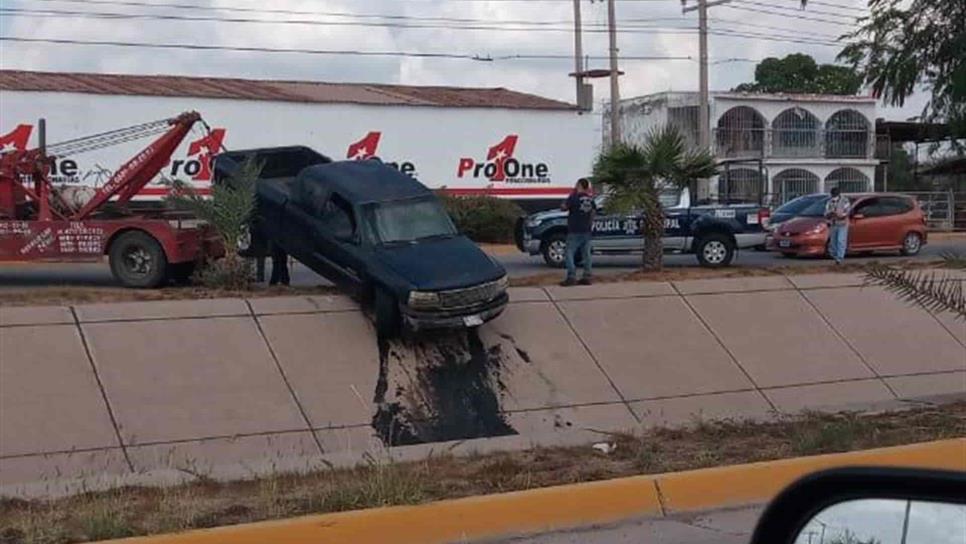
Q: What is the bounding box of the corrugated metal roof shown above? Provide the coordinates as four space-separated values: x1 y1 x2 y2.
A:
0 69 577 111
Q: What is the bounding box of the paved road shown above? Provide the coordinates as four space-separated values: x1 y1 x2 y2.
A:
480 505 763 544
0 239 961 289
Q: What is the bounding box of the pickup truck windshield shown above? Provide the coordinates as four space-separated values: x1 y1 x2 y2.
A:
367 198 457 244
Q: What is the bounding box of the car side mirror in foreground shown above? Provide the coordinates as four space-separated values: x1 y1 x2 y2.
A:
750 467 965 544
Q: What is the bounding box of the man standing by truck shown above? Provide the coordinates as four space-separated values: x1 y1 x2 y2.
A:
825 186 851 265
561 178 597 286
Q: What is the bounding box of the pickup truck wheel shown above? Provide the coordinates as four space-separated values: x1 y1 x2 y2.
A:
374 288 401 338
695 233 735 268
109 231 168 288
541 233 567 268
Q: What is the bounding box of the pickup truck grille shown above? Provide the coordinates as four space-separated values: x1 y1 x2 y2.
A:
438 279 505 309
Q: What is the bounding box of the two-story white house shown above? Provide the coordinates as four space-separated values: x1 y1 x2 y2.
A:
609 91 878 205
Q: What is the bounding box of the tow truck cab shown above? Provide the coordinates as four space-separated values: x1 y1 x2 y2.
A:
214 147 509 335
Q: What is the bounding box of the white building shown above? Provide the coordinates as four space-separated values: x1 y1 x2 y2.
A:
610 91 878 204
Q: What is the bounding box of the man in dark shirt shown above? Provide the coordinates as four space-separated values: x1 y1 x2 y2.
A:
561 178 596 286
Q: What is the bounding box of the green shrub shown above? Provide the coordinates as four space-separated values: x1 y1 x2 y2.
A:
439 194 525 244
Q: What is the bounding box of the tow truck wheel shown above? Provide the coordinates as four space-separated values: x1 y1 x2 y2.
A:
374 288 401 338
541 233 567 268
695 233 735 268
109 231 168 288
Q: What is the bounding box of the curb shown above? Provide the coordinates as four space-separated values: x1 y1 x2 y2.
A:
113 438 965 544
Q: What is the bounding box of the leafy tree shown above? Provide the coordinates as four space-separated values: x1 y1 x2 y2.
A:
733 54 863 95
592 126 717 270
838 0 966 137
165 158 262 288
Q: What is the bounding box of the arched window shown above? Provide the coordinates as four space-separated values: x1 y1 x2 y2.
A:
718 168 764 204
772 108 820 158
774 169 820 203
825 110 870 158
825 167 870 193
715 106 766 158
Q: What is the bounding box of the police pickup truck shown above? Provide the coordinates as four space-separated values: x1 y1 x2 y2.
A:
515 187 770 268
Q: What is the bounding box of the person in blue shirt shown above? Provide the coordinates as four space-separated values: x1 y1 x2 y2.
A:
560 178 597 286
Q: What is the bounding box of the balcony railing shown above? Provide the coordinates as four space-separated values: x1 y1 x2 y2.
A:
713 129 875 159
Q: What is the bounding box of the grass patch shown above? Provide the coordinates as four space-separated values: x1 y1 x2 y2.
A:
0 403 963 543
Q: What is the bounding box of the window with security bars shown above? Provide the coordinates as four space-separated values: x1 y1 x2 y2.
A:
715 106 766 158
825 167 870 193
774 168 821 204
773 108 821 158
825 110 871 158
718 168 764 204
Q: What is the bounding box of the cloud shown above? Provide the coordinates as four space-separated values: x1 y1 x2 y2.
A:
0 0 923 119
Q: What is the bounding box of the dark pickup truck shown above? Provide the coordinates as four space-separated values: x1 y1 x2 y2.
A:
516 187 770 268
214 146 508 335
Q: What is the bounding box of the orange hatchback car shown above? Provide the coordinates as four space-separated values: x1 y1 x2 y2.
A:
767 193 928 258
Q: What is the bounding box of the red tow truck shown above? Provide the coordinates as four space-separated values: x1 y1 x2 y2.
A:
0 112 222 287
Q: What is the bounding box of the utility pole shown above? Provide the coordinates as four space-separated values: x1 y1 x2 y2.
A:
607 0 621 146
573 0 584 107
683 0 734 151
697 0 710 150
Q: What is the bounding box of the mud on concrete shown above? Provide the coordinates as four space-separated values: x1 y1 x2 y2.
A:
372 329 519 447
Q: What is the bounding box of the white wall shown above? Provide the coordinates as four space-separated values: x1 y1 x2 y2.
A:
0 91 597 199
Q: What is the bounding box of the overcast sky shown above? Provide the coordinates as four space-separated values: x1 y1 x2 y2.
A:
0 0 928 120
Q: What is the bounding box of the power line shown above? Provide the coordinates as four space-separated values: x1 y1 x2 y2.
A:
710 17 843 40
731 0 861 20
719 4 857 26
0 7 699 33
0 8 848 45
21 0 676 27
0 36 700 61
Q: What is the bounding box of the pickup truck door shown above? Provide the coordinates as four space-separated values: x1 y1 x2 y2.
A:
308 193 367 296
591 212 644 251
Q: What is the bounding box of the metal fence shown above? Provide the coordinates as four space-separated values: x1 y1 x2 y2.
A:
713 128 875 159
905 191 957 231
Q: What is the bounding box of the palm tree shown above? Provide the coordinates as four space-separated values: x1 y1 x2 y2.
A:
866 253 966 319
165 157 262 288
592 125 717 270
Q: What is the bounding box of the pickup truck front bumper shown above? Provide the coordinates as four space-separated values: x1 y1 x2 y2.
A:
401 292 509 331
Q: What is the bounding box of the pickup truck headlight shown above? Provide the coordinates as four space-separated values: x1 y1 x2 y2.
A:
408 290 440 309
496 274 509 292
525 218 543 228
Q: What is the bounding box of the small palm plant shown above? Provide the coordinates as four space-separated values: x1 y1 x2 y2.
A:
165 158 262 288
866 253 966 319
593 125 717 270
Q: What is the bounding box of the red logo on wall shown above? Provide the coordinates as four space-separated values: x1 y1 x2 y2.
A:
457 135 550 184
168 128 226 182
345 131 418 177
347 131 381 160
0 124 32 153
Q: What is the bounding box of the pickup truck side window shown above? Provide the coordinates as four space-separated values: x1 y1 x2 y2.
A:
321 193 356 239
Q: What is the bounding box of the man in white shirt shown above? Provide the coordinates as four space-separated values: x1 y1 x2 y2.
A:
824 187 851 264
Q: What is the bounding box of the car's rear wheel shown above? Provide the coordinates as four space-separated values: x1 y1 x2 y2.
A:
541 232 567 268
695 233 735 268
900 232 922 256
